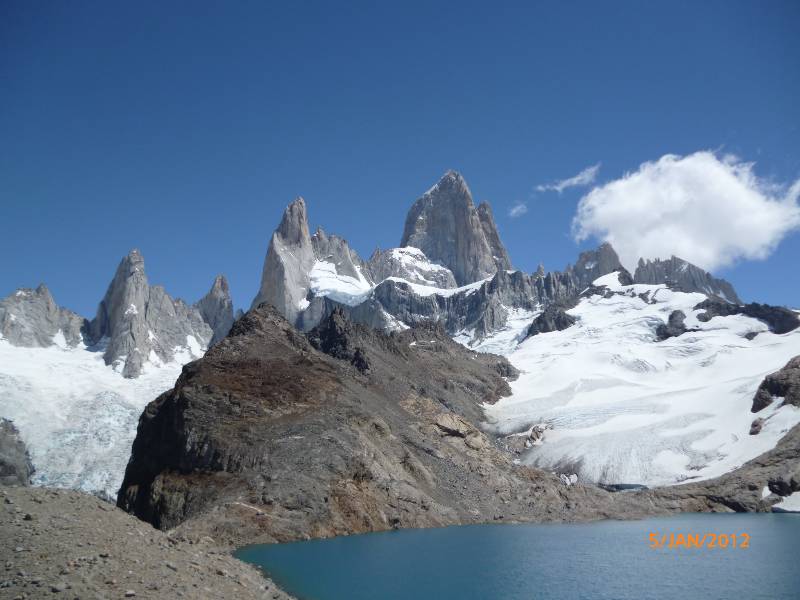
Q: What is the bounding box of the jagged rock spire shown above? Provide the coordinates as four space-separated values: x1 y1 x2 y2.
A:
400 171 511 285
86 249 215 378
251 197 316 325
195 275 234 346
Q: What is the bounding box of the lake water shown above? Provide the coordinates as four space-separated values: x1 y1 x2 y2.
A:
235 513 800 600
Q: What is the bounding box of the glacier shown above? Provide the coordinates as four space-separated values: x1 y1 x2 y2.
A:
480 273 800 487
0 336 202 499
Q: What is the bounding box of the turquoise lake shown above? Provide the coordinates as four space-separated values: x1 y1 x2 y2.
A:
235 513 800 600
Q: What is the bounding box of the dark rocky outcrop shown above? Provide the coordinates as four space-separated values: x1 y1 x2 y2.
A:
0 419 33 486
307 307 371 373
694 299 800 335
568 243 625 291
751 356 800 413
655 310 692 341
634 256 740 303
525 305 577 339
400 171 510 285
0 284 86 347
86 250 221 377
117 308 800 547
117 305 531 538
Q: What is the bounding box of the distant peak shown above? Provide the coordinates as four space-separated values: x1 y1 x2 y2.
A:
211 274 229 293
275 197 311 244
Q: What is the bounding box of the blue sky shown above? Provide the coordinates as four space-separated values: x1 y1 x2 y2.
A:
1 0 799 315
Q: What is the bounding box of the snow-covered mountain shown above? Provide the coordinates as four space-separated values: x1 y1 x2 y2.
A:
1 169 797 501
0 250 234 498
481 272 800 487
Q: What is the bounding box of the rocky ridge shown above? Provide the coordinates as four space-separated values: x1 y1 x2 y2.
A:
117 304 800 549
634 256 741 303
0 250 235 378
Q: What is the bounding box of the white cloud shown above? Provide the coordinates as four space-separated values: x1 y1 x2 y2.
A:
571 151 800 272
508 202 528 218
537 163 601 193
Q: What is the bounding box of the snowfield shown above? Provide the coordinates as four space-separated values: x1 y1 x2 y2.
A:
0 336 201 499
482 273 800 488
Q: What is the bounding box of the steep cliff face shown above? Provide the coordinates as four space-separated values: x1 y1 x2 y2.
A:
0 284 86 348
476 201 513 272
195 275 235 346
400 171 507 285
251 197 316 324
634 256 741 303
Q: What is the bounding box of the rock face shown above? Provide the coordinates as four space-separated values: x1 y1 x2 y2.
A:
117 307 800 547
120 305 654 543
655 310 691 341
634 256 741 303
569 243 625 291
752 356 800 413
195 275 235 346
0 285 86 347
86 250 224 378
476 202 512 273
400 171 510 285
525 305 577 338
251 197 316 325
694 299 799 335
0 419 33 486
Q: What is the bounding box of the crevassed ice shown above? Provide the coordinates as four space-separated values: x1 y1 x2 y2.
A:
481 273 800 488
0 336 203 499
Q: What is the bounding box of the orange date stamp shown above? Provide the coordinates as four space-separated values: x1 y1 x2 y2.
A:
648 532 750 549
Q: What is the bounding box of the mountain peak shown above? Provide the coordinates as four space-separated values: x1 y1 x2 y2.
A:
400 173 508 285
196 275 234 346
251 197 316 322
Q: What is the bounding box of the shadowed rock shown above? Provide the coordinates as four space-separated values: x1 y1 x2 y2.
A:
525 305 577 339
655 310 695 341
752 356 800 413
694 299 799 335
0 419 33 486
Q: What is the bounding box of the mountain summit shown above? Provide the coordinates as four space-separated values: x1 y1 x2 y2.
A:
400 171 512 285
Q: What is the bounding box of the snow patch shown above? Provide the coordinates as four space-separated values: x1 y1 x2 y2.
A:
309 260 372 306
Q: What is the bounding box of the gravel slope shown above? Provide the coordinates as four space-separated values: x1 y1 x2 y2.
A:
0 486 293 600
